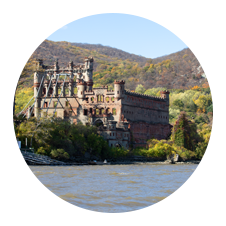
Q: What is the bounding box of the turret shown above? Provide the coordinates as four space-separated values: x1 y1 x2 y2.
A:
114 80 125 99
36 59 43 70
77 79 87 99
68 60 74 78
84 57 94 91
54 59 59 75
160 90 170 104
34 72 43 117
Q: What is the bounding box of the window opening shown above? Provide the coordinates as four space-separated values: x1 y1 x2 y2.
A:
65 88 69 95
84 109 88 115
112 108 116 115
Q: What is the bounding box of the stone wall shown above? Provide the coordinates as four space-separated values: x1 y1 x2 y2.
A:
33 58 171 149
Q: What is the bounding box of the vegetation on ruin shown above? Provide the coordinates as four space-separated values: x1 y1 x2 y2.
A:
14 110 211 161
131 111 211 161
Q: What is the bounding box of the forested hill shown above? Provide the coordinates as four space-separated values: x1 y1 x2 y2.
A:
19 40 207 91
70 43 148 64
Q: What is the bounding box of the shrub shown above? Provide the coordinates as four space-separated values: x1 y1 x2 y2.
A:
36 147 50 156
109 147 129 158
50 149 70 160
173 146 195 161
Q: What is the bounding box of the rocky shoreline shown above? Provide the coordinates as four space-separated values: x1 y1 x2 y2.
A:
58 159 200 166
107 160 200 165
25 153 201 166
27 160 200 166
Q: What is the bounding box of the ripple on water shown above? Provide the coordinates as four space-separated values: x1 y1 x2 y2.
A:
29 164 197 213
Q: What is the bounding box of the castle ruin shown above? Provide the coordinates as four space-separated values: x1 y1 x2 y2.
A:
31 57 171 148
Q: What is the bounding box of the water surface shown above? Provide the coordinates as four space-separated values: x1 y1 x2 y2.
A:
30 164 197 213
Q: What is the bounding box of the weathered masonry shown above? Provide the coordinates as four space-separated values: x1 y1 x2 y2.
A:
31 57 171 148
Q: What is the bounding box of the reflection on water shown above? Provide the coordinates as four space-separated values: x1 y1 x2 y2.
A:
30 164 197 213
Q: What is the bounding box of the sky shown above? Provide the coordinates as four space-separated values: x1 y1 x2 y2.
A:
47 13 187 59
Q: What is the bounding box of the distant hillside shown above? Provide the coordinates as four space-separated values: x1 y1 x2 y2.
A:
18 40 207 91
71 43 148 64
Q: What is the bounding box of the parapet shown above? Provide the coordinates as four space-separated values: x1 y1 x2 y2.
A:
114 80 125 84
124 90 166 101
84 56 94 62
160 90 170 95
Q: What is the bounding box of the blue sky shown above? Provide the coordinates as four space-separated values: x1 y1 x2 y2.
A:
47 13 187 59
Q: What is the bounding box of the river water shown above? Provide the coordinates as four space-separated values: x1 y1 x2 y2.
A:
30 163 197 213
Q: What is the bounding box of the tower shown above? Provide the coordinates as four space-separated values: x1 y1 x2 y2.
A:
160 90 170 105
114 80 125 99
77 79 87 99
34 71 44 117
68 60 74 78
84 57 94 91
53 58 59 76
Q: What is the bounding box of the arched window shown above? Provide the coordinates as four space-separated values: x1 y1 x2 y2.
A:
64 110 69 117
111 97 115 102
91 97 94 102
97 95 103 102
96 109 99 115
106 97 109 102
112 108 116 115
101 109 105 114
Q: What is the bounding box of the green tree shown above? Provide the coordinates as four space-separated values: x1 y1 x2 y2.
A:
135 84 146 94
144 87 166 96
50 149 70 160
194 94 212 113
172 111 200 151
172 99 184 109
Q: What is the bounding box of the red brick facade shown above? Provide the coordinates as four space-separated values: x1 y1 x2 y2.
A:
33 58 171 148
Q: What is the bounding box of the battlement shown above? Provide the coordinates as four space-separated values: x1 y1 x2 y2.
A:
114 80 125 84
125 90 166 102
160 90 170 95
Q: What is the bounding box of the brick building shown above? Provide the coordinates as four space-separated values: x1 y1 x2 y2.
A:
31 57 171 148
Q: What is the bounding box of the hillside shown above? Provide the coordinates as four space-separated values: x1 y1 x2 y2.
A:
17 40 208 91
71 43 148 64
